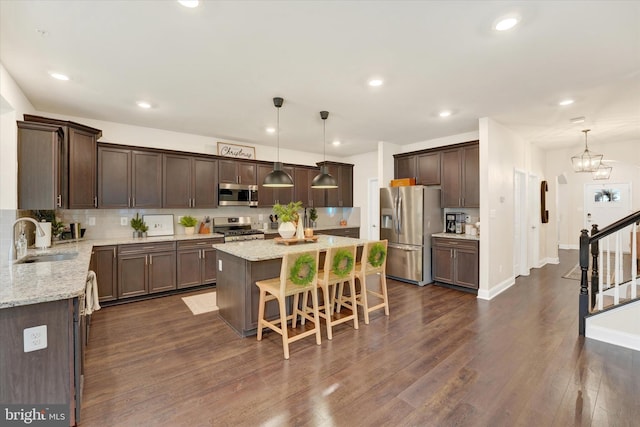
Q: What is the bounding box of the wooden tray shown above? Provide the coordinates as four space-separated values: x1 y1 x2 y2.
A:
274 236 319 245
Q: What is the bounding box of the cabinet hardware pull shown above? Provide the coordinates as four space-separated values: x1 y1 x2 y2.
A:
113 248 116 258
94 196 97 208
145 255 148 265
128 197 131 207
149 255 153 265
132 197 136 207
143 246 155 250
192 198 195 207
201 250 205 259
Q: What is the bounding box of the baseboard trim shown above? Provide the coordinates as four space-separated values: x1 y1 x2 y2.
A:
560 244 579 250
586 324 640 352
478 276 515 300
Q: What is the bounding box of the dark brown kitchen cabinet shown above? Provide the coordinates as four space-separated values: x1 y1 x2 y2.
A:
394 156 417 180
163 154 218 208
417 152 441 185
294 167 325 207
314 227 360 238
90 245 117 302
257 164 294 206
218 159 256 184
17 121 65 210
117 242 176 298
20 115 102 210
176 238 223 289
98 144 162 208
318 161 353 207
440 143 479 208
432 236 479 290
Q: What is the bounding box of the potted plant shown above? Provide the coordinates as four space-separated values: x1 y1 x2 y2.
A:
130 213 144 238
179 215 198 235
309 207 318 228
273 201 302 239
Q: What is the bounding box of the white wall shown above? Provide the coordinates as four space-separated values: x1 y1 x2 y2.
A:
544 139 640 249
348 150 378 238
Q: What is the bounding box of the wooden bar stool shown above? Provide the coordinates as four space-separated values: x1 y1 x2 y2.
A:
336 240 389 324
301 245 358 340
256 249 321 359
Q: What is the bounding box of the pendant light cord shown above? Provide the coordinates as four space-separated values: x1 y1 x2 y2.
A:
277 106 280 163
323 118 326 161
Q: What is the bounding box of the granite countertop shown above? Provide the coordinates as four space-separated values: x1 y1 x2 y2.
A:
432 232 480 241
0 228 360 309
214 235 368 261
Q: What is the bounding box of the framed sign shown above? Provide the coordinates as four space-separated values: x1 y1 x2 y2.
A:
217 142 256 160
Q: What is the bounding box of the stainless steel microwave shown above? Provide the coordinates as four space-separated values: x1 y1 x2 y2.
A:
218 183 258 206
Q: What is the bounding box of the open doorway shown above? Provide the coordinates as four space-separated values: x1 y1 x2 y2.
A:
514 169 528 276
368 178 379 240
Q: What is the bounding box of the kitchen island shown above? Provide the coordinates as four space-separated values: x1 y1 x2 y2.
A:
214 235 367 337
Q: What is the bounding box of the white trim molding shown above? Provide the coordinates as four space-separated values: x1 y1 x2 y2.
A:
477 276 515 300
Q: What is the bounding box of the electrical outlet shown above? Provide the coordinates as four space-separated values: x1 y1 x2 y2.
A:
24 325 47 353
120 217 128 226
88 217 96 226
218 259 222 271
178 216 184 223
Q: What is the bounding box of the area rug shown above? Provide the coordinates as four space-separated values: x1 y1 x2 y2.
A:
182 292 218 315
562 255 626 282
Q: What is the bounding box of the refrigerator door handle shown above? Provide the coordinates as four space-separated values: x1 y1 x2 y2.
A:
397 196 403 235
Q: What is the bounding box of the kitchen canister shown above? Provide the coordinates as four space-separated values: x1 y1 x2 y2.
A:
35 221 52 248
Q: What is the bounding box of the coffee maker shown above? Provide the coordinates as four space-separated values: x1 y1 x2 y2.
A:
445 212 466 234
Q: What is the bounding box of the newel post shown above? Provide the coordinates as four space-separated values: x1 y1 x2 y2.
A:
590 224 600 311
578 228 590 336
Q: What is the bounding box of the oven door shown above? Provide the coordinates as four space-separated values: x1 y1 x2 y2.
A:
218 183 258 206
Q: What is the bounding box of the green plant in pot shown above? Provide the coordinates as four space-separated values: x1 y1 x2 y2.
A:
130 213 144 238
180 215 198 235
309 207 318 228
273 201 303 239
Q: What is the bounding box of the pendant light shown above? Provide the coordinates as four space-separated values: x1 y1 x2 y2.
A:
571 129 602 173
311 110 338 189
263 97 294 187
592 163 612 180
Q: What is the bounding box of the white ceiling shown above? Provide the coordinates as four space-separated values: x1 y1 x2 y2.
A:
1 1 639 157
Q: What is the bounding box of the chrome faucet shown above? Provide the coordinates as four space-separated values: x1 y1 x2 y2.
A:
9 218 45 261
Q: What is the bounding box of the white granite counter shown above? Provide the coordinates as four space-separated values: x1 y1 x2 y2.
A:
432 232 480 241
214 235 368 261
0 233 225 309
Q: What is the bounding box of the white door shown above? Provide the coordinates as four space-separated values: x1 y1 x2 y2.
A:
528 174 540 270
368 178 379 240
584 183 632 251
513 170 528 276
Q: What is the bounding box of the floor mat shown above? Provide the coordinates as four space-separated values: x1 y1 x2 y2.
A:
182 292 218 315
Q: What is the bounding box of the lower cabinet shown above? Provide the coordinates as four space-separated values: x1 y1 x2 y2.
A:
90 245 117 302
176 238 223 289
315 227 360 238
117 242 176 298
432 237 479 290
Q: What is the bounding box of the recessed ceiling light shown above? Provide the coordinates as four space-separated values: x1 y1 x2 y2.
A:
136 101 152 109
49 72 70 81
178 0 199 8
368 78 383 87
266 127 276 134
439 110 452 118
559 99 574 106
332 140 341 146
495 17 519 31
570 116 586 124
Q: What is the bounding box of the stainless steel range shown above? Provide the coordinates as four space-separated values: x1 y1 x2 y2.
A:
213 217 265 242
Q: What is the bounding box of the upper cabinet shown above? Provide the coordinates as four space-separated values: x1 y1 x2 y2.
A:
294 167 326 208
440 143 479 208
18 115 102 210
163 154 218 208
98 144 162 209
318 161 354 207
219 159 256 185
257 164 294 206
394 151 441 186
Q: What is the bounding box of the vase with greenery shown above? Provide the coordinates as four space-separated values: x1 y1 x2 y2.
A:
309 207 318 228
180 215 198 235
273 201 303 238
130 213 145 238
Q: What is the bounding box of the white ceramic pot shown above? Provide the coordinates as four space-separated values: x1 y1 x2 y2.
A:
278 222 296 239
184 226 195 235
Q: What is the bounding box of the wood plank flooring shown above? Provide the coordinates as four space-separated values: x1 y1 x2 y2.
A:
80 250 640 426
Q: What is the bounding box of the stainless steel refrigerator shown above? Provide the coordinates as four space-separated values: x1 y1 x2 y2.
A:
380 186 442 285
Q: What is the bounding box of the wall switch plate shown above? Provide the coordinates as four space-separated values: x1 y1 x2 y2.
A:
218 259 222 271
120 217 128 226
88 217 96 226
24 325 47 352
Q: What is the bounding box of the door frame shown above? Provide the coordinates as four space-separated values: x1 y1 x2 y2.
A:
514 169 528 277
528 173 540 270
368 177 379 240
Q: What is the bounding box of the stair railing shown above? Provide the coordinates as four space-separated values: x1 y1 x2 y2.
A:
578 210 640 335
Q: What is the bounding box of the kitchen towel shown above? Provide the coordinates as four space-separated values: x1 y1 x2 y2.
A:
85 270 101 315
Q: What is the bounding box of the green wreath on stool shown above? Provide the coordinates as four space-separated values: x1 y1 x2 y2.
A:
367 243 386 268
332 249 354 277
289 254 317 286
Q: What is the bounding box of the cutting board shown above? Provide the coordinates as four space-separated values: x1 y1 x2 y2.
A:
274 236 319 245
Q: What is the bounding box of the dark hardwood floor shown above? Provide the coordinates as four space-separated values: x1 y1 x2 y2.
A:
81 250 640 426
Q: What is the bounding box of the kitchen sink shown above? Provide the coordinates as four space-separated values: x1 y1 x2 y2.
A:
15 252 79 264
